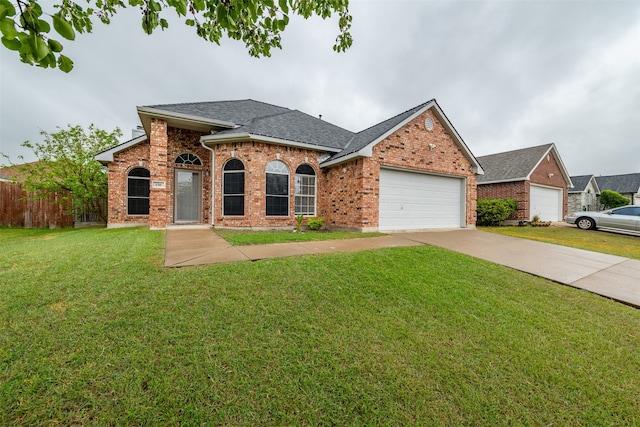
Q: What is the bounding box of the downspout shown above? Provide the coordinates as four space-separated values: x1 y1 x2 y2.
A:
200 139 215 226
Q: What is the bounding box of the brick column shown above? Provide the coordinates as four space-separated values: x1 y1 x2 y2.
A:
149 119 170 228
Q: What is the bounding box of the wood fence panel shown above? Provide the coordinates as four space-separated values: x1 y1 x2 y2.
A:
0 181 73 228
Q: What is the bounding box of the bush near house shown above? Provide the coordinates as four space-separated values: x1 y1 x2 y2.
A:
306 217 326 230
476 198 518 226
599 189 630 209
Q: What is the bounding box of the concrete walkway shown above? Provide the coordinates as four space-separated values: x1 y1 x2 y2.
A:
163 225 421 267
164 226 640 308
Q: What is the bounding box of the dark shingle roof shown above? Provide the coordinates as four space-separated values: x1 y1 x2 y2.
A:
476 144 554 183
326 100 434 162
143 99 291 125
569 175 595 193
142 99 354 151
135 98 480 171
215 110 354 150
595 173 640 194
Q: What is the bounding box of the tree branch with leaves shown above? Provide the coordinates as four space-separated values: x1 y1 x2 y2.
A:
2 124 122 224
0 0 353 72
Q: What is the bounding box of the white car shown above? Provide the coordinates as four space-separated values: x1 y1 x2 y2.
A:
564 205 640 234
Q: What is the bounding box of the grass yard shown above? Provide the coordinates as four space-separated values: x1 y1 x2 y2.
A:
215 228 384 245
2 227 640 425
482 224 640 260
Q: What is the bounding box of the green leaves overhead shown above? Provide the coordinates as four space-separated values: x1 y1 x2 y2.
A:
52 14 74 40
1 0 353 72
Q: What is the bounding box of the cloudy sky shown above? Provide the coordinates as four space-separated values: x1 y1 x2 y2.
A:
1 0 639 176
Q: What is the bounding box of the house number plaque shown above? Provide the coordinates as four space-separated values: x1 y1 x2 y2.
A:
151 181 166 189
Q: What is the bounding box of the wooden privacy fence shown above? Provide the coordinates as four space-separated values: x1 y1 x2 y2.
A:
0 181 73 228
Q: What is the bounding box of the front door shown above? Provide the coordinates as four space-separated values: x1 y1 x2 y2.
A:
175 169 201 222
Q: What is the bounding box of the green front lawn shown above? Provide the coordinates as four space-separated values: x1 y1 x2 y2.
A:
482 224 640 260
2 227 640 425
215 228 384 245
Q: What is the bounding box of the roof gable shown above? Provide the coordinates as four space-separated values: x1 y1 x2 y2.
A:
95 135 147 163
322 100 483 173
595 173 640 194
477 143 571 186
569 175 599 193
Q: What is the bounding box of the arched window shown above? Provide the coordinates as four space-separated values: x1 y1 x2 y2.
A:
175 153 202 165
295 164 316 216
127 167 150 215
266 160 289 216
223 159 245 216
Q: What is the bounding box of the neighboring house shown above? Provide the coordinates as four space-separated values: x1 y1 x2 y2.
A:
476 143 572 222
96 99 484 231
594 173 640 205
568 175 600 212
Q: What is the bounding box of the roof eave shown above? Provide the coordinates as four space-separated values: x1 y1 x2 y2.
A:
430 102 484 175
322 101 485 174
525 144 573 188
95 135 148 163
137 106 237 134
200 133 341 153
477 177 529 185
320 150 366 168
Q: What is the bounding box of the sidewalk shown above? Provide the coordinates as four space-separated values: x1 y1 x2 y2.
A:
164 226 640 308
164 225 420 267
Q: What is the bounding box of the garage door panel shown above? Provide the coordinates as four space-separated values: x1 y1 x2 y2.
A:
530 185 562 221
379 169 464 231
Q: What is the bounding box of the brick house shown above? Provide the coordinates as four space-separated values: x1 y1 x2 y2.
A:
568 175 600 212
476 144 572 222
96 99 483 231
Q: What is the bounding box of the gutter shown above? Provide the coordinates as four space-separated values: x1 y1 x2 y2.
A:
137 106 236 129
200 133 341 153
200 140 216 227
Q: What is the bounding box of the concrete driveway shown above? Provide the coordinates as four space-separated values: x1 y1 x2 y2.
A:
395 230 640 308
164 226 640 308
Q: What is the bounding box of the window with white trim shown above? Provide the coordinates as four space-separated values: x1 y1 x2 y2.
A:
266 160 289 216
295 164 316 216
223 159 245 216
127 167 150 215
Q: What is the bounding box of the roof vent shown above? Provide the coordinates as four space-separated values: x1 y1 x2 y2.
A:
425 117 434 131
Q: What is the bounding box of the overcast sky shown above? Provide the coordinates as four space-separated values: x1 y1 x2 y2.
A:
1 0 639 176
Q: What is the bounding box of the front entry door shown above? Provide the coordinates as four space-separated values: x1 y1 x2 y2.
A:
175 169 201 222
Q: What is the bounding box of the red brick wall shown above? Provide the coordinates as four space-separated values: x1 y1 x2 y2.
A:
477 149 568 221
323 109 478 229
212 142 326 228
108 141 151 226
323 159 378 229
166 127 212 224
477 181 529 220
107 122 211 228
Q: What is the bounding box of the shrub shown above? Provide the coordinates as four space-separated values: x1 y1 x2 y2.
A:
476 198 518 226
599 190 629 209
306 217 325 230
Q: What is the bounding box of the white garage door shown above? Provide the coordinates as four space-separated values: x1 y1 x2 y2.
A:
379 168 464 231
530 185 562 221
